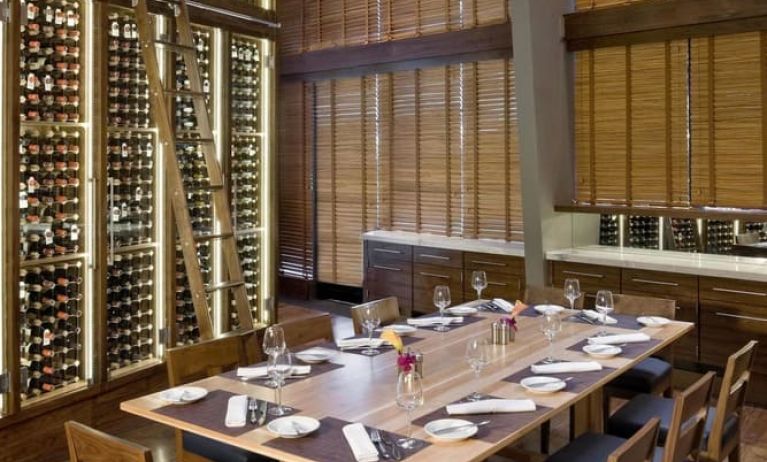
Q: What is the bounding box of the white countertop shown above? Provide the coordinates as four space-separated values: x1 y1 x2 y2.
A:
363 230 525 257
547 245 767 283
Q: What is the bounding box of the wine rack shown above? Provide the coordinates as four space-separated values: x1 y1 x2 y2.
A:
667 218 699 252
705 220 735 254
599 214 619 246
627 216 659 249
107 12 150 128
107 250 155 372
19 261 83 402
744 222 767 242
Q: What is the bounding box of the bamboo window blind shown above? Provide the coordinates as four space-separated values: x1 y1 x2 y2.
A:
306 58 522 287
277 0 510 56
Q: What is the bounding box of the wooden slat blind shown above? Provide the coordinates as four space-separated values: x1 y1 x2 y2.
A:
576 0 638 10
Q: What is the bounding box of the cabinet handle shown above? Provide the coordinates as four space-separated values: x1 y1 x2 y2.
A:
715 312 767 323
488 281 508 287
419 254 450 261
471 260 507 267
711 287 767 297
419 272 450 279
374 248 402 255
373 265 402 272
631 278 679 287
563 270 604 279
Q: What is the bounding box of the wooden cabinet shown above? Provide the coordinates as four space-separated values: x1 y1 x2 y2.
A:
464 252 525 301
550 261 621 307
364 241 413 315
413 265 464 315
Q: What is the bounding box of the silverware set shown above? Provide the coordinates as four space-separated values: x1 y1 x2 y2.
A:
479 301 506 313
369 428 403 460
246 397 268 425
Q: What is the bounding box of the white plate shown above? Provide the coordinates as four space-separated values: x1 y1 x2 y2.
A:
159 386 208 405
381 324 419 336
520 376 567 394
637 316 671 328
295 348 336 364
446 306 479 316
267 416 321 438
583 344 622 359
534 304 565 315
424 418 478 442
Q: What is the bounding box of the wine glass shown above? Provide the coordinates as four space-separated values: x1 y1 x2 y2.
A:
540 312 562 364
433 286 452 332
359 305 381 356
595 290 614 336
396 371 424 450
262 325 286 386
563 278 581 310
472 270 488 300
465 338 491 401
267 350 293 416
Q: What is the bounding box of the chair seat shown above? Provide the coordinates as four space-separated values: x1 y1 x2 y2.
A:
608 357 672 394
703 406 739 450
546 432 627 462
183 432 273 462
607 394 674 446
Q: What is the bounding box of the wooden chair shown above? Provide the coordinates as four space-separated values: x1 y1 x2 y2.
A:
524 285 584 309
350 297 401 335
607 371 716 462
276 306 334 349
699 340 758 462
65 421 153 462
546 417 660 462
166 330 266 462
613 293 676 318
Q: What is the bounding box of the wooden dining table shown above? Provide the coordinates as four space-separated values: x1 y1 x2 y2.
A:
121 303 693 462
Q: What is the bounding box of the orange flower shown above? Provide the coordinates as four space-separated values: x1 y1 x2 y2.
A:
511 300 529 318
380 329 403 353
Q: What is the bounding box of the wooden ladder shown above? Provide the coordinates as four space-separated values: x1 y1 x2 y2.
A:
132 0 254 339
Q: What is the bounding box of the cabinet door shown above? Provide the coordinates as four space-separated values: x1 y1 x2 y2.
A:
700 300 767 375
551 262 621 307
463 270 524 301
364 266 412 316
413 265 463 315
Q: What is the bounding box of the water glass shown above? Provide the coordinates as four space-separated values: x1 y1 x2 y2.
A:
433 285 452 332
360 305 381 356
563 278 581 310
267 350 293 416
472 270 488 300
396 371 424 449
465 338 491 401
595 290 614 336
540 312 562 363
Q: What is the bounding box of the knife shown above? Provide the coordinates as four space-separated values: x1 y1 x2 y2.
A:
257 399 268 425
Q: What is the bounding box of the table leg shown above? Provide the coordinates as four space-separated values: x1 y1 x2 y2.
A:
571 387 604 437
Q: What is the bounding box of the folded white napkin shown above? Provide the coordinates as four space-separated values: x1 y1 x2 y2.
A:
582 310 617 324
406 316 464 326
588 333 651 345
531 361 603 374
236 365 311 378
492 298 514 313
224 395 248 428
342 423 379 462
446 399 536 415
336 338 386 349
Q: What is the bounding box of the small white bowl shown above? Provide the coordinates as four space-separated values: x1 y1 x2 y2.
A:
447 306 479 316
267 416 321 438
637 316 671 328
583 344 622 359
295 348 336 364
520 376 567 394
424 418 478 442
535 304 565 315
159 386 208 405
381 324 419 336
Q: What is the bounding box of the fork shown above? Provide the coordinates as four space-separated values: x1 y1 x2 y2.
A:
378 431 403 461
370 429 392 460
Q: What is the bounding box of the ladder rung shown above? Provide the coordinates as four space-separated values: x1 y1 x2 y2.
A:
165 89 208 98
194 231 234 242
185 183 224 192
205 281 245 293
175 137 215 144
154 40 196 54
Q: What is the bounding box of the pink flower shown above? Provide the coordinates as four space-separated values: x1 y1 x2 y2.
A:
501 316 518 331
397 352 417 373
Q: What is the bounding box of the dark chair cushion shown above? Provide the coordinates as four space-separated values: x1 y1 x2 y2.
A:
183 432 273 462
547 432 627 462
608 357 672 394
607 394 673 446
703 406 739 451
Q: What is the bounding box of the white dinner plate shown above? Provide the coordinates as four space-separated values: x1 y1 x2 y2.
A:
446 306 479 316
534 304 565 315
637 316 671 328
381 324 419 336
583 344 622 359
424 418 478 442
159 386 208 405
295 348 336 364
520 376 567 394
267 416 321 438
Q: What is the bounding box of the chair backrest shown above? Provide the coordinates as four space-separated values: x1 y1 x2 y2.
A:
166 330 257 387
524 285 584 309
279 312 334 349
613 293 676 319
662 371 716 462
351 297 400 335
705 340 758 459
65 421 153 462
608 417 661 462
